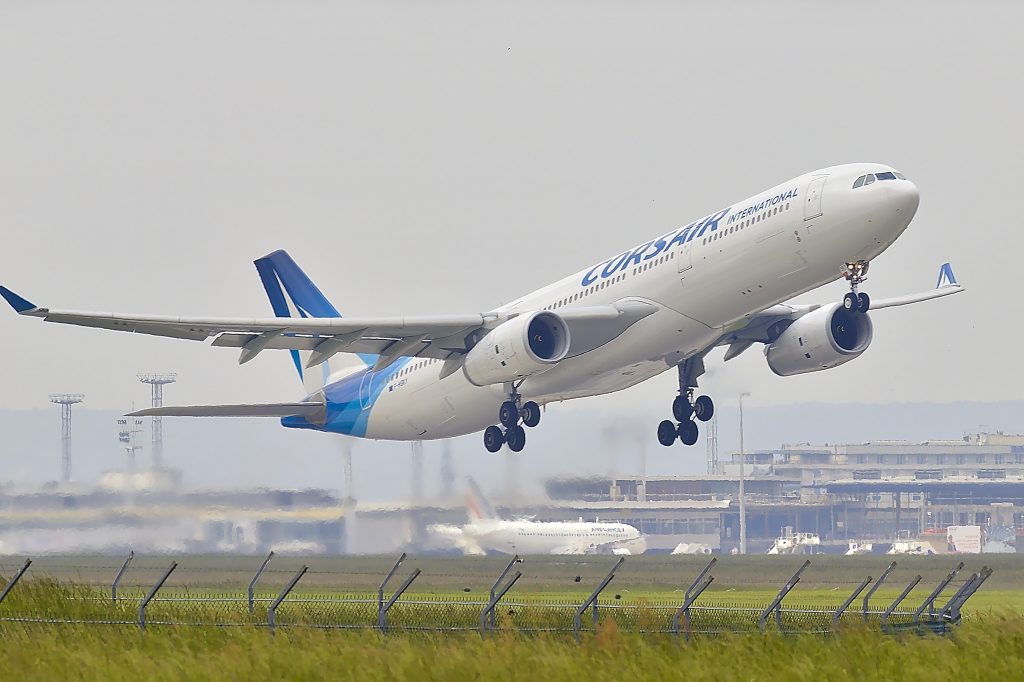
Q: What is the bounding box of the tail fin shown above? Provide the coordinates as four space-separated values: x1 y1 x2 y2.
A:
253 250 372 393
936 262 958 288
465 477 500 522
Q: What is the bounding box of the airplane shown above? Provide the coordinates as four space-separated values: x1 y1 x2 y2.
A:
427 479 645 556
1 163 963 453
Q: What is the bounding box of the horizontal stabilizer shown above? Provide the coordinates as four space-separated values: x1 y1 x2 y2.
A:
128 402 324 418
869 262 964 310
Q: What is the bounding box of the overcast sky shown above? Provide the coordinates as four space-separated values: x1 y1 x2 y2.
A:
1 1 1020 426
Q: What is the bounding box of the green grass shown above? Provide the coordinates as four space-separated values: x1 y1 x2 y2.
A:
1 609 1023 681
1 568 1022 681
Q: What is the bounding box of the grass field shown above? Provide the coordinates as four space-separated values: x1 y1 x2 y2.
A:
0 603 1022 681
1 554 1020 680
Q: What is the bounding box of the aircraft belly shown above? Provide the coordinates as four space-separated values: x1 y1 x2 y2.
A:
522 305 717 399
363 370 501 440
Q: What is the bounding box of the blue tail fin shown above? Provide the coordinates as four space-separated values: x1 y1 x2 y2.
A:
253 250 370 390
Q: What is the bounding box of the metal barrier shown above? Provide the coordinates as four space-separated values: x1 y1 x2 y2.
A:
0 556 995 638
138 562 177 630
574 557 624 641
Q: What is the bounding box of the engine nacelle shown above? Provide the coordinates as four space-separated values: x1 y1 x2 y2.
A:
764 303 873 377
463 311 570 386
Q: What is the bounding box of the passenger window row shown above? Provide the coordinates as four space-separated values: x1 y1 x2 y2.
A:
632 251 674 276
545 272 627 310
396 358 439 378
702 202 791 246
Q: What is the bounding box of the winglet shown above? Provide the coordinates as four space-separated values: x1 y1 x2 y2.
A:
936 262 958 288
0 286 37 313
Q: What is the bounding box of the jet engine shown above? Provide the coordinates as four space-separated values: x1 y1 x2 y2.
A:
463 311 570 386
764 303 873 376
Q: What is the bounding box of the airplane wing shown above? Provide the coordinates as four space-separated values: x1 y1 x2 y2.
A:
714 262 964 360
0 284 656 371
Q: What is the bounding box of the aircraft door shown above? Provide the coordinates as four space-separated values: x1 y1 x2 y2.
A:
358 370 377 410
804 176 828 220
677 239 693 273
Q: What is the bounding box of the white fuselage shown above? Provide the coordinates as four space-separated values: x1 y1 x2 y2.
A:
360 163 919 440
459 519 645 556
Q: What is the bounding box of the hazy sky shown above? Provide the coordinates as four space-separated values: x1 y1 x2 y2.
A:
1 1 1020 422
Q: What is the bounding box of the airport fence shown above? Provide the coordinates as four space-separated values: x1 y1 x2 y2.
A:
0 553 994 639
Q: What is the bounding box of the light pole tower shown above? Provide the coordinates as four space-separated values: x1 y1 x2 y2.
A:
411 440 424 500
739 391 751 555
49 394 84 482
138 373 176 467
117 416 145 468
440 439 455 499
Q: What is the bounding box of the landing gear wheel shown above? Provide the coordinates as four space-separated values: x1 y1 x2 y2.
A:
843 292 858 311
657 420 677 447
693 395 714 422
505 425 526 452
672 395 693 422
678 420 699 446
521 401 541 428
498 400 519 429
483 425 505 453
857 292 870 312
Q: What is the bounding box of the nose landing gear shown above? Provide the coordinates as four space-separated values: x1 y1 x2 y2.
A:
842 261 871 312
658 357 714 447
484 383 541 453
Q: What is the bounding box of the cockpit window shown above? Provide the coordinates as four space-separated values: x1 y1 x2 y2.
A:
854 171 907 189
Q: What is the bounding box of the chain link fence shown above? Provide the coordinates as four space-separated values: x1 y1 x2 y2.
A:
0 553 995 638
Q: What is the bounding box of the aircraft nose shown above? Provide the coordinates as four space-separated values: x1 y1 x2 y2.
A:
888 179 920 217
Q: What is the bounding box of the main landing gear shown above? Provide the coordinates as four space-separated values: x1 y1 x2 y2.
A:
842 260 871 313
658 357 714 447
484 384 541 453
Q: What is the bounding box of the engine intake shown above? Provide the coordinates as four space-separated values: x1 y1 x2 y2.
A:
463 311 570 386
764 303 872 377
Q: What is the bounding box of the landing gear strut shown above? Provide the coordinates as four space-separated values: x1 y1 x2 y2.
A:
484 383 541 452
842 261 871 313
658 357 714 447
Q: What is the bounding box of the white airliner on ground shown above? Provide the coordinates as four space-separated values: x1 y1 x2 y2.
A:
1 163 962 452
427 479 645 556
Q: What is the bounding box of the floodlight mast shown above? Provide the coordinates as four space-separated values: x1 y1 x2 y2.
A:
49 394 84 482
138 373 177 467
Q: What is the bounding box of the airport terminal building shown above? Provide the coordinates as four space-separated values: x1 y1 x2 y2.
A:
0 432 1020 555
534 432 1024 553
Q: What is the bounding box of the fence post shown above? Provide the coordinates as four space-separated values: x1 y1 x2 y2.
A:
913 562 964 626
939 572 978 620
248 551 275 614
111 550 134 603
268 565 307 634
862 561 897 621
831 576 872 629
485 555 523 631
574 556 625 642
758 559 810 633
0 558 31 607
480 570 523 635
378 553 406 629
138 561 177 630
881 574 921 630
942 567 992 622
378 567 421 633
672 557 717 639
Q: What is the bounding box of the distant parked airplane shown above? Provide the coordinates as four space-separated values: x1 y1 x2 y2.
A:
427 479 645 556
